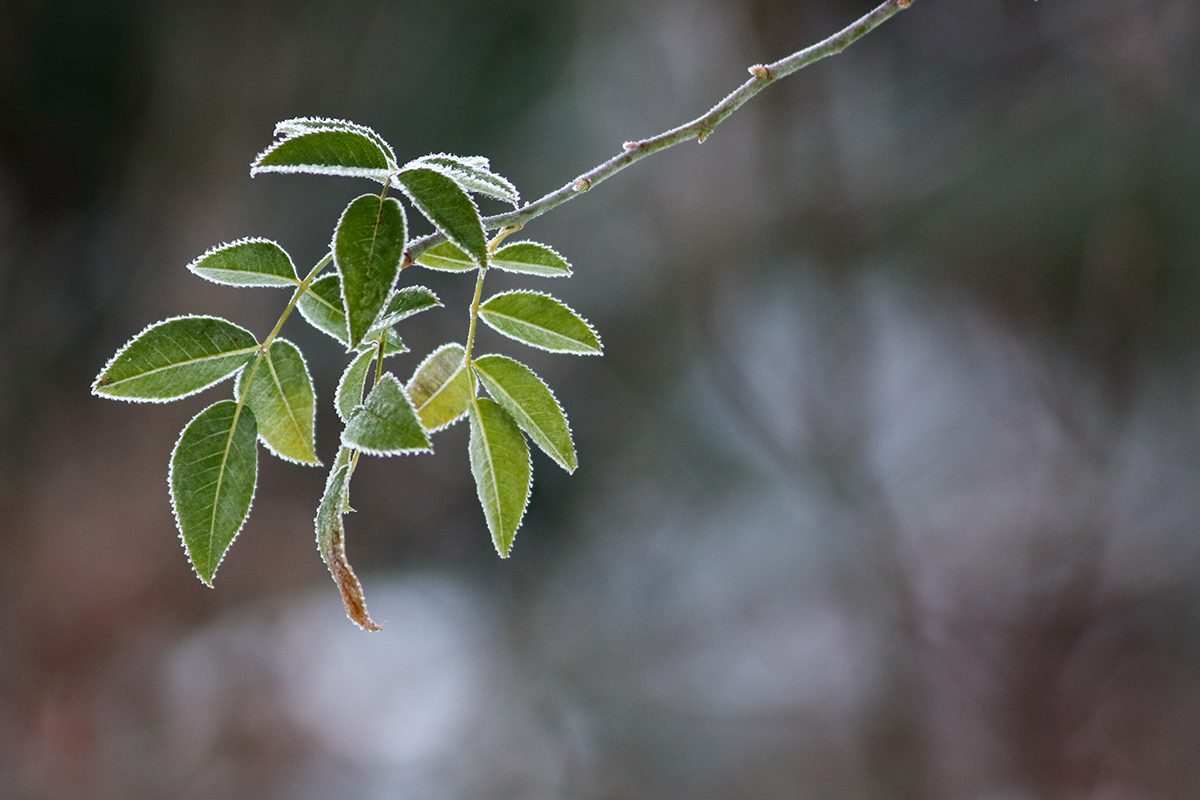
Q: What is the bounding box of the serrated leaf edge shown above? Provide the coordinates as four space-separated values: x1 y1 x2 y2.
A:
478 290 603 355
91 314 260 404
331 194 408 349
491 240 573 277
469 398 532 558
336 349 375 423
406 342 471 433
341 373 433 457
392 165 488 266
186 236 300 287
235 339 321 466
407 153 520 206
167 400 258 587
275 117 397 165
472 354 577 473
251 125 395 181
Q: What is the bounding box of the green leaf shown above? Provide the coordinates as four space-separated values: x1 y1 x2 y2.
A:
468 398 531 557
234 339 320 465
336 349 375 422
473 354 576 472
413 241 475 273
490 241 571 277
365 286 442 339
410 154 520 206
297 274 406 354
186 237 299 287
342 373 432 456
170 400 258 586
393 167 488 266
334 194 407 348
92 315 258 402
274 117 396 165
477 291 602 355
251 125 395 182
406 343 473 432
316 463 382 631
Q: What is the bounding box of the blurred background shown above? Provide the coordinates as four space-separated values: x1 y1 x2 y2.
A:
2 0 1200 797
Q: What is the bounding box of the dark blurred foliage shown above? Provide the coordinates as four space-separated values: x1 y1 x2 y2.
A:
2 0 1200 797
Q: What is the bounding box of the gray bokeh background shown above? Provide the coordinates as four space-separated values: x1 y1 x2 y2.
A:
3 0 1200 797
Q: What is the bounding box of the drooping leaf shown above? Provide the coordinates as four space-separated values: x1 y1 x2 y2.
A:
234 339 320 465
274 117 396 165
473 354 576 472
468 398 531 557
490 241 571 277
92 315 258 402
409 154 520 206
413 241 475 273
365 286 442 339
333 194 407 348
393 167 488 266
251 125 395 182
297 274 406 354
315 463 382 631
170 400 258 586
336 349 375 422
405 343 473 432
341 373 431 455
186 237 299 287
477 291 602 355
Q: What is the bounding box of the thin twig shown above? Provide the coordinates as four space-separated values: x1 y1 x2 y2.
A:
405 0 913 261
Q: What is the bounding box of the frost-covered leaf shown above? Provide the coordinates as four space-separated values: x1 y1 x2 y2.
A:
234 339 319 465
473 354 576 472
297 274 406 354
413 241 475 273
251 125 394 182
316 463 381 631
336 349 375 422
410 154 520 206
92 315 258 402
274 117 396 165
490 241 571 277
342 373 431 455
477 291 602 355
334 194 407 348
393 167 488 266
170 400 258 586
468 398 531 557
406 343 472 432
365 286 441 339
187 237 299 287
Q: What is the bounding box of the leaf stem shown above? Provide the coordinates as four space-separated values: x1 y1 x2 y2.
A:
403 0 913 261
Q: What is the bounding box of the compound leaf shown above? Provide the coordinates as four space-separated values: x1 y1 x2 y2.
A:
333 194 407 348
235 339 320 465
473 354 576 473
170 400 258 586
187 237 299 287
342 373 431 455
409 154 520 206
478 291 602 355
393 167 488 266
406 343 473 432
297 274 406 354
251 125 394 182
336 348 375 422
490 241 571 277
92 315 258 402
316 463 381 631
469 397 531 557
413 241 475 273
